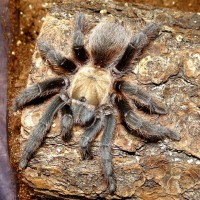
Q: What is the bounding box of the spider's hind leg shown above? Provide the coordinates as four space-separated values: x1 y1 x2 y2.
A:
72 13 89 63
37 40 77 73
114 22 160 72
19 94 70 169
115 81 167 115
115 95 180 141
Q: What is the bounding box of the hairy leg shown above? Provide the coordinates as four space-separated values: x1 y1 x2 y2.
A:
72 13 88 63
19 95 69 169
80 117 103 160
100 113 116 194
114 23 160 72
115 81 167 114
72 100 95 126
13 77 69 111
60 104 73 142
37 40 77 73
115 95 180 141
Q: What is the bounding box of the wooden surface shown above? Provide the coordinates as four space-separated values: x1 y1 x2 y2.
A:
16 0 200 199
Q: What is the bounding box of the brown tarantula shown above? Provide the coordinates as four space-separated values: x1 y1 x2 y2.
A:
14 13 180 194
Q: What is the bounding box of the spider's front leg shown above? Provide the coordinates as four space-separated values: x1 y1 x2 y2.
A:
13 77 69 111
114 22 160 72
115 81 167 114
115 95 180 141
19 94 70 169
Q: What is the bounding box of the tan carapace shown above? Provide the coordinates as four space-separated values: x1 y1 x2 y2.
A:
70 65 112 107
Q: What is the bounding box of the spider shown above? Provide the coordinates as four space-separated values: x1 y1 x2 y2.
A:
14 13 180 194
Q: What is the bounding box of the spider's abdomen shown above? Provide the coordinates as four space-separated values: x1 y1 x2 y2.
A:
70 66 112 107
89 22 129 67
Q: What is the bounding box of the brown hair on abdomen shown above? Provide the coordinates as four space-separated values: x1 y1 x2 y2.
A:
89 22 129 67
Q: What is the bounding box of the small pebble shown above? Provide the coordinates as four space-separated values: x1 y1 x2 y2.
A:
42 3 49 8
196 160 200 165
135 156 140 161
41 17 46 21
29 4 33 9
16 40 22 46
124 3 128 7
187 159 193 164
100 9 107 14
176 34 183 42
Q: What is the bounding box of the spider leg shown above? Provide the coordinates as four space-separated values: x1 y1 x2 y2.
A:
19 94 70 169
80 105 116 193
115 81 167 114
114 23 160 72
37 40 77 73
100 112 116 194
115 95 180 141
13 77 69 111
72 13 89 63
60 104 73 142
80 116 103 160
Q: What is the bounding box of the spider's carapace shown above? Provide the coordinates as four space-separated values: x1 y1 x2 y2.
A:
70 65 112 106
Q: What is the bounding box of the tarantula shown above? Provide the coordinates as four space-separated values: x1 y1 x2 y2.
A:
14 13 180 194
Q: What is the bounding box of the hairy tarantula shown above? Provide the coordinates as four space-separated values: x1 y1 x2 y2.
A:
14 13 180 194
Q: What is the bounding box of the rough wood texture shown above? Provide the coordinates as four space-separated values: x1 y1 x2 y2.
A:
17 0 200 199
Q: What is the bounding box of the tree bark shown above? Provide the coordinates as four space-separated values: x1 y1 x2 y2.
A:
17 0 200 199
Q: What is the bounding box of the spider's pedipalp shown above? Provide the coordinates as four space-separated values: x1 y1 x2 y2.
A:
60 105 73 142
13 77 69 111
73 13 89 63
19 95 68 169
114 22 160 72
37 40 77 73
72 100 95 126
80 117 103 160
100 113 116 194
116 81 168 114
115 96 180 141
